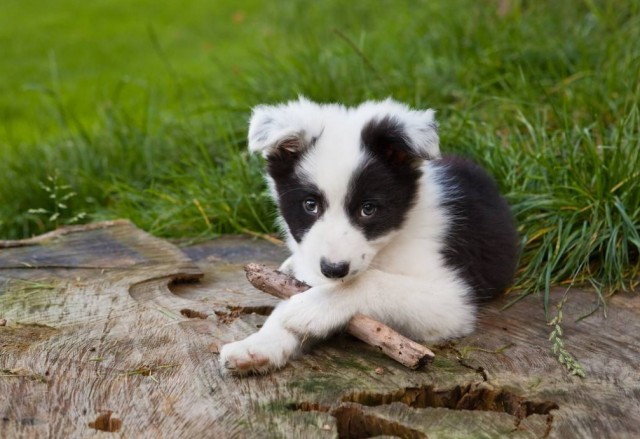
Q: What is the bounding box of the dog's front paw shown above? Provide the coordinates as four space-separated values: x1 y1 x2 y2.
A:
219 328 299 375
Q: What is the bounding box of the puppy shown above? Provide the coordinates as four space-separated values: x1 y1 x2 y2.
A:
220 98 519 374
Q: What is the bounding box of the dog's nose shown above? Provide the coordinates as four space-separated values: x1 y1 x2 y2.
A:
320 258 350 279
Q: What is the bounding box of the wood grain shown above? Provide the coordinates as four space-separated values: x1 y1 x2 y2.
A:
1 221 638 438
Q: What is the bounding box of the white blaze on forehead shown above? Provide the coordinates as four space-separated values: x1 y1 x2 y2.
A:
297 110 366 209
294 98 439 201
292 109 372 283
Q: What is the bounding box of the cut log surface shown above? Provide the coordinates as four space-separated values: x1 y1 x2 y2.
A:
0 220 638 438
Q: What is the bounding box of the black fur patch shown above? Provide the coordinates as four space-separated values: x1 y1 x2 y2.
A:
437 156 520 301
266 147 326 243
347 118 423 239
361 116 422 166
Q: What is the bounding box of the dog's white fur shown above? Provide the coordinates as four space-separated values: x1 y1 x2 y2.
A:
220 98 475 374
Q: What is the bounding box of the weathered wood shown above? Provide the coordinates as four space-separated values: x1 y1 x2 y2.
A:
1 221 639 438
244 263 435 369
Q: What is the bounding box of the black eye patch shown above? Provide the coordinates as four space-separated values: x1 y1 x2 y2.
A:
348 117 424 239
267 151 327 243
276 182 327 243
345 156 421 239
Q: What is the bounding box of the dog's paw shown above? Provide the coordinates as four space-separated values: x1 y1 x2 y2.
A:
219 328 299 375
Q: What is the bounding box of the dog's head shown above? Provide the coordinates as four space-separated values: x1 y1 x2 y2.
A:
248 97 440 286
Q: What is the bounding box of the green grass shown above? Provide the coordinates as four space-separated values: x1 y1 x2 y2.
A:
1 0 639 309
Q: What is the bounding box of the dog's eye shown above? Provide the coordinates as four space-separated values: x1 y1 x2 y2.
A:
303 198 318 214
361 202 377 217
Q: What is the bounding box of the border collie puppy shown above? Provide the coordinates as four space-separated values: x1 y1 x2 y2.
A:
220 98 519 374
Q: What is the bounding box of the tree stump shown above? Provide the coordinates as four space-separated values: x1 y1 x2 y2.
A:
1 220 638 438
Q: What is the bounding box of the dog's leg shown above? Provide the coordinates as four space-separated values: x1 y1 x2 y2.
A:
219 284 358 374
219 268 474 374
351 268 476 342
273 268 475 342
278 256 295 275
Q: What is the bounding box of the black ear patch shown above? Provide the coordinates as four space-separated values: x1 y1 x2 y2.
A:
266 137 304 162
348 117 425 240
361 116 424 168
265 137 306 181
278 137 304 154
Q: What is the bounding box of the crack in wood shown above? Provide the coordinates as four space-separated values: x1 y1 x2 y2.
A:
289 382 558 438
333 405 427 439
457 358 489 381
442 342 489 381
288 402 426 439
543 413 555 438
436 342 559 436
180 308 208 319
341 382 558 419
88 410 122 432
214 305 274 325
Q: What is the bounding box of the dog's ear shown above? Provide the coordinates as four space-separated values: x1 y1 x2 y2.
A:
361 107 440 168
248 97 322 159
401 107 440 160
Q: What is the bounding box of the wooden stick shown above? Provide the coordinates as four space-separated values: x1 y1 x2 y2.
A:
244 263 434 370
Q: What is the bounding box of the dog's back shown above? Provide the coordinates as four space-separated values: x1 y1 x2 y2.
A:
435 156 519 301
